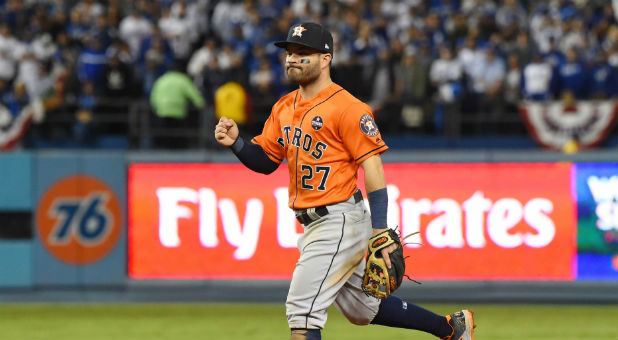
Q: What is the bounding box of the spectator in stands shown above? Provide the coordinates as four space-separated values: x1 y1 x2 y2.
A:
140 37 172 95
228 24 252 58
119 8 153 58
2 81 29 118
557 48 587 99
142 57 162 96
106 3 122 29
248 57 276 101
531 9 562 54
457 35 483 81
201 56 227 103
187 38 217 79
445 12 469 46
217 42 246 85
73 80 96 145
149 61 205 148
503 31 534 67
430 45 462 136
2 0 29 30
89 15 116 50
76 38 107 91
257 0 279 24
495 0 527 42
53 32 79 68
246 44 269 75
589 51 618 99
102 53 134 98
477 47 506 131
397 46 428 108
248 56 277 126
66 6 92 45
158 5 198 63
31 34 57 64
368 47 397 116
137 26 173 67
217 43 243 72
48 8 69 39
74 0 106 23
522 52 554 101
0 79 9 100
0 24 18 82
214 81 250 133
211 0 253 43
423 12 447 50
0 50 16 85
504 54 522 114
560 18 586 53
180 0 211 36
461 0 497 30
14 34 56 101
608 43 618 68
106 39 133 65
26 62 55 101
395 46 429 131
543 36 566 68
601 25 618 54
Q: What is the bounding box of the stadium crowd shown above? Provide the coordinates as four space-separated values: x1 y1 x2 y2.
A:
1 0 617 148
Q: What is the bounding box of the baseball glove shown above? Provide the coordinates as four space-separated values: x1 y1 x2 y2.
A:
362 228 407 299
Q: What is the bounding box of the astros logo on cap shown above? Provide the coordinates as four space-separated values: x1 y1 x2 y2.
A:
36 175 122 265
292 25 307 37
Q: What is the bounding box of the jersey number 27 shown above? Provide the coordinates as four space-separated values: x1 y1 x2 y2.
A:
300 165 330 191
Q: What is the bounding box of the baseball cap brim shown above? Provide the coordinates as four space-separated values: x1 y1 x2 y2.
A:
274 41 330 54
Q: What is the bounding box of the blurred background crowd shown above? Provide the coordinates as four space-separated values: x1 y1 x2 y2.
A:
0 0 617 149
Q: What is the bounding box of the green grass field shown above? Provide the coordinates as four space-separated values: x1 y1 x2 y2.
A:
0 303 615 339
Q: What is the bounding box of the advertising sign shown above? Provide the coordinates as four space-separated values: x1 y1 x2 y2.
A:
36 175 122 265
574 163 618 280
34 153 126 286
129 163 575 280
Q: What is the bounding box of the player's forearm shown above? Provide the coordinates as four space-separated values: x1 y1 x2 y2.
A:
230 136 279 174
361 156 388 229
361 156 386 191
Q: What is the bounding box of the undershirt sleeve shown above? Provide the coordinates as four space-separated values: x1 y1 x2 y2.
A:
230 137 280 174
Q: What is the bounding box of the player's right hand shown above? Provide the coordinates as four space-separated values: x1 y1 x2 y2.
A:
214 117 239 147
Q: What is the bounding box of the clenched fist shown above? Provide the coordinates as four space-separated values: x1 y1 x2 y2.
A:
214 117 239 147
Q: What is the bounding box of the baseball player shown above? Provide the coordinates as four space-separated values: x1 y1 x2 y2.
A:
214 22 475 340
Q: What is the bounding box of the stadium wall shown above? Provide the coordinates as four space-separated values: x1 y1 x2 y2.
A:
0 149 616 303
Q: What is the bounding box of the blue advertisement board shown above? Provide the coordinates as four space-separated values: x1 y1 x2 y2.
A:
33 152 126 286
575 163 618 280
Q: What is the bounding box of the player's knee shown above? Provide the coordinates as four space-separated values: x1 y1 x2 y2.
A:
344 314 373 326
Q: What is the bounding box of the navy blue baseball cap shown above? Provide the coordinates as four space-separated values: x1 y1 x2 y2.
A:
275 22 334 55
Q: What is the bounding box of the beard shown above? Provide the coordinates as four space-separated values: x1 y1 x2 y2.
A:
286 62 320 86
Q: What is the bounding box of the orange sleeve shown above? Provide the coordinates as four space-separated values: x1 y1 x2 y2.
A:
339 102 388 164
251 108 285 164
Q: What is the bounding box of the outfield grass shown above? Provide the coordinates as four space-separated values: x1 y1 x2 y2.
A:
0 303 615 339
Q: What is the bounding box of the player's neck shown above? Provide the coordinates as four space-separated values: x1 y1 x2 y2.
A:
298 74 333 101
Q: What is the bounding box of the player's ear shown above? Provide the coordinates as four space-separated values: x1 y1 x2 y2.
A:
322 53 332 68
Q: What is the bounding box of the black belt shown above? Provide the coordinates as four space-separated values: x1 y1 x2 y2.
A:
295 190 363 226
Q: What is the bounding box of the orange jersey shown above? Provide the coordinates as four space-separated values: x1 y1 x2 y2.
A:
252 83 388 209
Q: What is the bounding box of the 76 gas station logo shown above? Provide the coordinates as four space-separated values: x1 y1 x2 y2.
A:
36 176 122 265
48 193 113 246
